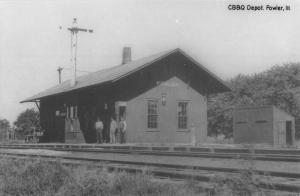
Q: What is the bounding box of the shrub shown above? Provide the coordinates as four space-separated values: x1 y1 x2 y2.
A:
111 171 202 196
56 166 111 196
0 159 72 196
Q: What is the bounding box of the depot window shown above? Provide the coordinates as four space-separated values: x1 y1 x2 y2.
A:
66 105 77 119
147 99 159 129
178 101 188 129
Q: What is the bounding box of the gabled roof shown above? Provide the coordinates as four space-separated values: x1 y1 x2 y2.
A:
21 48 231 103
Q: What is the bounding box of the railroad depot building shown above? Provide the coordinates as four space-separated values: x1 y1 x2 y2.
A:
21 48 230 144
233 106 295 147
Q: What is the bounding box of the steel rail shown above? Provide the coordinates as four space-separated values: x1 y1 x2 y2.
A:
2 144 300 155
0 150 299 178
1 145 299 162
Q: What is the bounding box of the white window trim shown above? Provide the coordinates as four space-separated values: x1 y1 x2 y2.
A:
146 98 160 131
177 100 190 130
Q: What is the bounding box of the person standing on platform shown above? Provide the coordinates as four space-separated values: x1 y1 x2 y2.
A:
119 117 127 144
110 117 117 144
95 117 103 144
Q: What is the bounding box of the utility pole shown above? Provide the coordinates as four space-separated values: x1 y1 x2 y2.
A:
57 67 63 84
60 18 93 87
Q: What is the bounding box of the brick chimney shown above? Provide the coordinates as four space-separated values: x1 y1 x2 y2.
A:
122 47 131 64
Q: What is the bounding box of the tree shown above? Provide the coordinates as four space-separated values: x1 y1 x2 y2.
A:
0 118 10 141
208 63 300 139
14 108 40 137
0 118 10 132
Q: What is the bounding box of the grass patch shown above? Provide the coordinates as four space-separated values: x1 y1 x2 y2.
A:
0 159 72 196
0 158 205 196
0 158 281 196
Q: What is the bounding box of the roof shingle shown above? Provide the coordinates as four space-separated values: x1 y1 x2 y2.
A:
21 48 230 103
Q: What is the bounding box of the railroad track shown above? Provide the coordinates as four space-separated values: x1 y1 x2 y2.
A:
0 144 300 162
0 146 299 193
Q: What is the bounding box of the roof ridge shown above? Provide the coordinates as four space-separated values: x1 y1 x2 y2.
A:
75 48 177 83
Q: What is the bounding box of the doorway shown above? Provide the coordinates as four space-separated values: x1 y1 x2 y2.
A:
54 110 65 142
103 103 114 143
115 102 127 143
115 102 127 121
277 122 286 146
286 121 292 146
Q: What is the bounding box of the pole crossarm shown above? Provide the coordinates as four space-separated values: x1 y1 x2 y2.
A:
67 27 93 33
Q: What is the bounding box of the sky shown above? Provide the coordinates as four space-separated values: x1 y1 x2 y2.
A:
0 0 300 124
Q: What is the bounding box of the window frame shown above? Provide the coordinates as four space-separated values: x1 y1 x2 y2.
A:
66 105 77 119
177 100 190 131
146 98 159 131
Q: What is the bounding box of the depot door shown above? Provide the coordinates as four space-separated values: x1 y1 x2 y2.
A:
286 121 292 146
54 110 65 142
277 122 286 146
115 102 127 143
115 102 127 121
